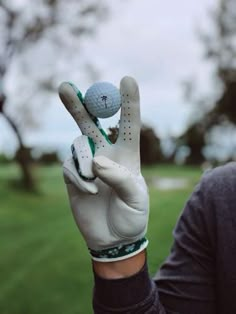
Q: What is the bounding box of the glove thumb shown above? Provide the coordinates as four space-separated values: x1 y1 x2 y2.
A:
93 156 147 204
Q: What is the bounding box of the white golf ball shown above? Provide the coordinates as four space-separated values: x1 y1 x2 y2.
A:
84 82 121 118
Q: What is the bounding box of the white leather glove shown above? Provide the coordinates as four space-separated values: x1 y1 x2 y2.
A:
58 76 149 262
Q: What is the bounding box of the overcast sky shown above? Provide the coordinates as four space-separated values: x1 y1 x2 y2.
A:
0 0 216 157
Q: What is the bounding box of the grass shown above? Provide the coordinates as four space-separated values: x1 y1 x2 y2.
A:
0 163 202 314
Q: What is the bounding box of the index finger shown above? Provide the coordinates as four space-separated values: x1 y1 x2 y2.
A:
116 76 141 154
58 82 107 150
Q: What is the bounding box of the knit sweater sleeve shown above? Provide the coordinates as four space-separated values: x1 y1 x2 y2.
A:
93 261 167 314
153 168 217 314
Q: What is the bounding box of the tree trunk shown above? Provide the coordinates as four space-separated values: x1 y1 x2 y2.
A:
15 146 37 191
2 110 37 192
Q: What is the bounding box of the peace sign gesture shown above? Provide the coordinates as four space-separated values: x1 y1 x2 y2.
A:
59 76 149 262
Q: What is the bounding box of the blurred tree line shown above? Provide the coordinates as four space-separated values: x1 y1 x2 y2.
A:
1 0 236 191
110 0 236 167
177 0 236 164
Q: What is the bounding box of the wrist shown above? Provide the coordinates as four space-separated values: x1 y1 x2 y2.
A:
92 249 146 279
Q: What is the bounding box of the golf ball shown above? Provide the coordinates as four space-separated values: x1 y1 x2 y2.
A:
84 82 121 118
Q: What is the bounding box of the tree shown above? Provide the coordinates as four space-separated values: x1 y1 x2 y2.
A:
140 125 164 165
177 123 206 165
178 0 236 164
0 0 109 190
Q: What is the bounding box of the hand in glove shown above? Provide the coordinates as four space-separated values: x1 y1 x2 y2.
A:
58 76 149 262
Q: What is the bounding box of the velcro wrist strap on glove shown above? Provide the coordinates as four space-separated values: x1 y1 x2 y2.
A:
89 237 148 262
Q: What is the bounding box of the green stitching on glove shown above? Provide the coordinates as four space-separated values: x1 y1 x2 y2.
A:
88 137 95 156
68 82 112 145
68 82 84 103
99 128 112 145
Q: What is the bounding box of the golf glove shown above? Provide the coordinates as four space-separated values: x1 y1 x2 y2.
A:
58 76 149 262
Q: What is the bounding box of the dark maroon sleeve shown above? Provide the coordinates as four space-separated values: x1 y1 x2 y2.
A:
93 261 166 314
154 169 218 313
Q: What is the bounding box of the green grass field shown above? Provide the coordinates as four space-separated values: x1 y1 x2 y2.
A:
0 163 202 314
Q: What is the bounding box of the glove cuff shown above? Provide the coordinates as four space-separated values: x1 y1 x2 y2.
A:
89 237 148 262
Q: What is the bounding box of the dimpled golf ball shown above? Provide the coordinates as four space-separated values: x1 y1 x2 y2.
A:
84 82 121 118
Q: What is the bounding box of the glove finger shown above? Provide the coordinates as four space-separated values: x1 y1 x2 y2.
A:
63 156 98 194
58 82 108 150
116 76 141 156
72 135 96 181
93 156 147 204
